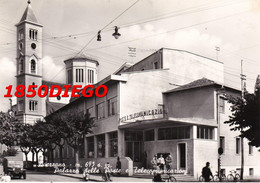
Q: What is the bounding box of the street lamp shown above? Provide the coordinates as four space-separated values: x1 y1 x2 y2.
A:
112 26 121 39
97 31 101 41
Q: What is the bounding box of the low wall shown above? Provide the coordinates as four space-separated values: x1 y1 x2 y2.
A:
0 165 3 174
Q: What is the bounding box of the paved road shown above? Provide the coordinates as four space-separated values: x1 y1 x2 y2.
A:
10 171 84 182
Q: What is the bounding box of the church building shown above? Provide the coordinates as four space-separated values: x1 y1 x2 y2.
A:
12 1 99 124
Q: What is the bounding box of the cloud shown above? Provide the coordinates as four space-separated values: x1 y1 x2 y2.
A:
121 23 231 59
42 56 66 83
0 57 16 112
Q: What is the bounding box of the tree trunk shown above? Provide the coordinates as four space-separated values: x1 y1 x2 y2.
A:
36 151 39 165
51 150 54 163
75 149 80 174
25 153 28 162
59 145 63 163
32 151 35 162
241 137 244 180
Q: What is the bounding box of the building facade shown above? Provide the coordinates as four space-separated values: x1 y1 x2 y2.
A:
52 48 260 178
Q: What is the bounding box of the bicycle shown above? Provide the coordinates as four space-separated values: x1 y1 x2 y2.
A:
101 172 113 182
213 171 226 182
161 173 177 182
199 175 213 182
226 170 240 182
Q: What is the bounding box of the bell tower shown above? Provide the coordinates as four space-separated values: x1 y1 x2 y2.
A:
15 0 44 124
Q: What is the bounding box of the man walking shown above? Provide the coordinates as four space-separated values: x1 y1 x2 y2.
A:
202 162 213 182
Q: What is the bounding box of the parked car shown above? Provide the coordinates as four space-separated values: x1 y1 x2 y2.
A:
6 160 26 179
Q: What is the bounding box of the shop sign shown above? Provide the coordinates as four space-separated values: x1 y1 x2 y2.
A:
119 108 164 123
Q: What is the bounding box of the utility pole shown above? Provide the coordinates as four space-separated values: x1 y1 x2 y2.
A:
240 59 246 180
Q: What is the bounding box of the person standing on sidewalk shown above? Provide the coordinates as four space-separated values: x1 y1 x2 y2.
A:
116 157 121 176
165 154 173 171
158 155 165 170
202 162 213 182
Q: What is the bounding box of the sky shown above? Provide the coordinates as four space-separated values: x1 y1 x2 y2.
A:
0 0 260 111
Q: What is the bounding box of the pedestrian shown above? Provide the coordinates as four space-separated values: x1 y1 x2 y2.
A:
158 154 165 170
202 162 213 182
165 154 172 171
151 155 158 170
3 157 8 176
104 162 112 181
116 157 121 176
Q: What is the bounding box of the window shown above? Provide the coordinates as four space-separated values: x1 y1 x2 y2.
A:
88 69 94 84
19 29 24 40
220 136 225 153
249 168 254 176
97 134 105 158
96 102 105 119
87 137 94 158
109 132 118 157
249 145 253 155
219 97 225 113
86 107 94 117
29 29 38 40
236 137 241 154
18 100 24 111
19 59 24 73
144 129 154 141
67 69 72 84
197 126 213 139
29 100 38 111
158 126 190 140
31 59 36 74
76 68 84 82
108 97 117 116
154 62 159 69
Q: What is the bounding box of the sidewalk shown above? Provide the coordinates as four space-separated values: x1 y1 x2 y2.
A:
56 173 152 182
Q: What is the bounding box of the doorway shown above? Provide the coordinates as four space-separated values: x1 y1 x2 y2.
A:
178 143 186 170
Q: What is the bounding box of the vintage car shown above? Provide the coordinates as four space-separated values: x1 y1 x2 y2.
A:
6 160 26 179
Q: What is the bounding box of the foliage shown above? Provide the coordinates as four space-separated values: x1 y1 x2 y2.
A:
225 93 260 148
2 147 18 156
0 108 95 164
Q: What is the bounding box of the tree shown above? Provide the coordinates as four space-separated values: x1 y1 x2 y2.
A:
0 111 18 147
64 110 95 171
46 109 95 171
224 93 260 148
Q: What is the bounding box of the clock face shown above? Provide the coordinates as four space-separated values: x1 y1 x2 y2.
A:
31 43 36 49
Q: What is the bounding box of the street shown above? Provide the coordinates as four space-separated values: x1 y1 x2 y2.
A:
9 171 152 182
10 171 84 182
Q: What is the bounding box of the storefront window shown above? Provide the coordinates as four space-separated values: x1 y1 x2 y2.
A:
109 131 118 157
158 126 190 140
97 134 105 157
87 136 94 158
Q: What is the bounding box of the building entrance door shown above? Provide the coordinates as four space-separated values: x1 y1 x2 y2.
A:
125 131 143 163
178 143 186 170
